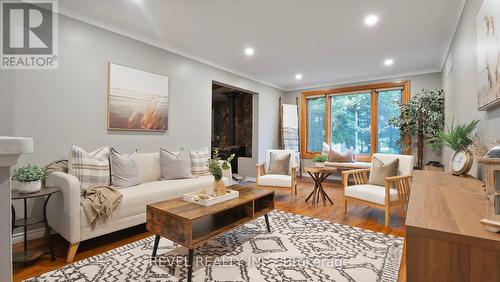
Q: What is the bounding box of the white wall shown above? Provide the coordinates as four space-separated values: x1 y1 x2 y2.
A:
442 0 500 177
2 15 284 169
284 72 443 168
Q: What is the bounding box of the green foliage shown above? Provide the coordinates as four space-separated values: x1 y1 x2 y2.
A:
312 155 327 163
307 97 326 152
330 93 371 154
209 149 234 181
12 164 47 182
389 88 445 148
427 119 480 151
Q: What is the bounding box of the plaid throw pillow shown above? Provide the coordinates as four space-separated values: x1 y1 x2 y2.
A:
189 147 210 176
69 144 110 189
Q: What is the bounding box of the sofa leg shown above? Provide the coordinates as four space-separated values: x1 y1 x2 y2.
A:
66 242 80 263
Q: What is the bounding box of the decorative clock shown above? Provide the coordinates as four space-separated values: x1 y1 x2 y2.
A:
450 148 473 176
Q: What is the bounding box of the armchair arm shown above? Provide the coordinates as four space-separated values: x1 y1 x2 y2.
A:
385 174 413 207
385 174 413 182
45 172 82 243
342 169 370 188
256 162 265 176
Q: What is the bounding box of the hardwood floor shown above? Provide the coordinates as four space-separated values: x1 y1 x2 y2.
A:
13 177 406 282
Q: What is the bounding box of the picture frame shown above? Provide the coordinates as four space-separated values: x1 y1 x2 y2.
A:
107 62 169 131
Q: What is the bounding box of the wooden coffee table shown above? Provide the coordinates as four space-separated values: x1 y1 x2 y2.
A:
146 184 274 282
304 166 337 205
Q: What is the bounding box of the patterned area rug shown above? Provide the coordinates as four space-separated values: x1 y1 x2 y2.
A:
26 211 403 282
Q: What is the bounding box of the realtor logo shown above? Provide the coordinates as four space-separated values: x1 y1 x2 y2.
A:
1 0 58 69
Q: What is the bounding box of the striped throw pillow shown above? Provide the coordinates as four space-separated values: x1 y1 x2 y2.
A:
69 144 110 189
189 147 210 176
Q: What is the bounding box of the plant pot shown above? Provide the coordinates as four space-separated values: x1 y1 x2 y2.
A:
314 162 325 167
213 179 226 196
15 180 41 193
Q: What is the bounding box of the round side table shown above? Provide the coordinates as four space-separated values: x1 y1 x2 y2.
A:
11 186 60 264
304 166 337 206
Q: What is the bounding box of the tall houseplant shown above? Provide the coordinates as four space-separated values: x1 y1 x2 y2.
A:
389 88 444 169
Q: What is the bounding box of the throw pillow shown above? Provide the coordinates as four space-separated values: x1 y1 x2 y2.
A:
69 144 110 189
189 147 210 176
160 148 195 180
321 142 330 156
368 157 399 186
267 152 291 175
328 148 355 163
110 148 142 188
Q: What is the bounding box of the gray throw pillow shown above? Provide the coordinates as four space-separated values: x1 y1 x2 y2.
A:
160 149 196 180
368 157 399 186
110 148 142 188
267 153 291 175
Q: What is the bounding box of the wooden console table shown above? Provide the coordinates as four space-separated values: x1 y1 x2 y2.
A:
406 170 500 282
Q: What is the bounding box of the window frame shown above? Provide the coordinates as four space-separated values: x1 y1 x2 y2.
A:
300 81 411 161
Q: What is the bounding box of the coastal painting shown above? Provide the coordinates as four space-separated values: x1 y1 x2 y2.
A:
108 63 169 131
477 0 500 110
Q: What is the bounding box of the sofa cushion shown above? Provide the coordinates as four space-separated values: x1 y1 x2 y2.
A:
345 184 399 205
80 175 231 229
258 174 291 187
160 148 194 180
69 144 110 189
136 153 161 182
190 147 210 176
110 148 141 188
328 148 354 163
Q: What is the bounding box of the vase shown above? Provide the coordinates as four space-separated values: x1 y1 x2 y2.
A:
213 179 226 196
15 180 41 193
315 162 325 167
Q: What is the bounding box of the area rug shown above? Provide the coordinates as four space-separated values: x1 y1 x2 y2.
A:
26 210 403 282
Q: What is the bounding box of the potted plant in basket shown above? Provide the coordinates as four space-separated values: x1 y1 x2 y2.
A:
12 164 47 193
312 155 328 167
209 149 234 196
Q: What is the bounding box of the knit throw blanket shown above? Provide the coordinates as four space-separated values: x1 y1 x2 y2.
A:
81 186 123 230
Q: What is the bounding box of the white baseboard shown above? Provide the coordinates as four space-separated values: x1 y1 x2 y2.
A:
12 227 46 244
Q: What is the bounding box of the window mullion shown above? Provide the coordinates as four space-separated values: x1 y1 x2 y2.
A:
371 89 378 155
325 95 331 147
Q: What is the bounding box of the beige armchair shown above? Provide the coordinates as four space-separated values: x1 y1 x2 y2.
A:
342 153 414 226
256 150 299 196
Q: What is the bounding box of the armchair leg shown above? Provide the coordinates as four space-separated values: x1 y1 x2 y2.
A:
385 206 390 226
66 242 80 263
344 199 347 213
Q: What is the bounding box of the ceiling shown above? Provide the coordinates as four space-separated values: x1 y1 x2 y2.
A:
58 0 465 91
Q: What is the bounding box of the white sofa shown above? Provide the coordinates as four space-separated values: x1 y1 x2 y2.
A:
45 152 232 262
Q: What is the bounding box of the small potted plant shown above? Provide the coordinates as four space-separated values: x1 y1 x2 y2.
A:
11 164 47 193
208 149 234 196
312 155 328 167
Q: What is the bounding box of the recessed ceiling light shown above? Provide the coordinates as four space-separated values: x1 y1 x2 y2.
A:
295 73 303 80
364 14 379 27
244 47 254 56
384 58 394 66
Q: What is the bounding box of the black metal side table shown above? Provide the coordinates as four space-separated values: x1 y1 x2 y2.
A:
11 186 59 264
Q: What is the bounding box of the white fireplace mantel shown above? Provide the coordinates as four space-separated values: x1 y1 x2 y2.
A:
0 136 34 282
